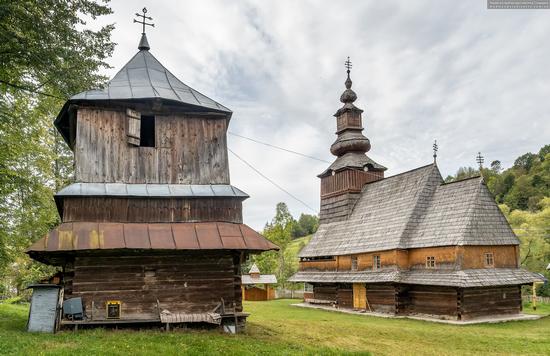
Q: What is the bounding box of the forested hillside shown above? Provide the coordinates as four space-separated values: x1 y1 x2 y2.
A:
446 144 550 294
0 0 114 296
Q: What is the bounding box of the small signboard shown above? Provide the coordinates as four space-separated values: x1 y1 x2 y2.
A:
27 284 61 333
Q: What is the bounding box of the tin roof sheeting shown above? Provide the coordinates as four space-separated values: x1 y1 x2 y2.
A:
69 49 231 114
27 222 278 254
56 183 249 199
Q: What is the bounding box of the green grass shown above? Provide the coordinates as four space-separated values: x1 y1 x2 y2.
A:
287 235 312 256
287 235 312 271
1 299 549 355
522 301 550 315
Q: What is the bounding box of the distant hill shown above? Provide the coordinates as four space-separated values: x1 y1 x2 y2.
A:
446 144 549 212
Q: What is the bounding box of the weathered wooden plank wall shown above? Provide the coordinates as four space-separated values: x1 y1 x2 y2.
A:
75 108 230 184
62 197 242 223
313 284 337 301
243 287 268 301
299 246 519 271
460 286 521 320
336 284 353 308
71 252 240 321
365 284 396 313
405 285 457 317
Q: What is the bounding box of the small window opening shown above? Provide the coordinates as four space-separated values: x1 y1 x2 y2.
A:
304 283 314 292
140 115 155 147
426 256 436 269
373 255 381 270
351 256 358 271
484 252 494 267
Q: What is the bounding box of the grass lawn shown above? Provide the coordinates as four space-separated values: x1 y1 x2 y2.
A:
0 299 549 355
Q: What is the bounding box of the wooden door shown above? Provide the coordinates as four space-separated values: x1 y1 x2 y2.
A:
353 283 367 309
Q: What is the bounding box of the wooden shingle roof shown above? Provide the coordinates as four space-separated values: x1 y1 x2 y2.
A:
289 268 542 287
300 164 519 258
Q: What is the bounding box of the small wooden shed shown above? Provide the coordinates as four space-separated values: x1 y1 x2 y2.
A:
241 264 277 301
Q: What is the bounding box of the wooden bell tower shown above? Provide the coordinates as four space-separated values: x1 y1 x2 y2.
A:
27 9 277 331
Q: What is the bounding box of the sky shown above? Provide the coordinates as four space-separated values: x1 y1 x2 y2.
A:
90 0 550 229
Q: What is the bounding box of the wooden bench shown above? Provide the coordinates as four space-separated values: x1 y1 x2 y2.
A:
305 298 336 305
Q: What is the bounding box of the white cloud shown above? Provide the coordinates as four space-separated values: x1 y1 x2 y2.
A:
91 0 549 229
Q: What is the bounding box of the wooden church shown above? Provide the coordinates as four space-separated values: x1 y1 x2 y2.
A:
289 61 542 320
27 11 277 331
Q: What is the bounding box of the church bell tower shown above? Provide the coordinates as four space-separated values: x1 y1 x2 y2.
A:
318 58 386 224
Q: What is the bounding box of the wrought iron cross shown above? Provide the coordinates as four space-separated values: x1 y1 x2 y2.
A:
476 152 484 169
433 140 438 163
345 57 352 75
134 7 154 34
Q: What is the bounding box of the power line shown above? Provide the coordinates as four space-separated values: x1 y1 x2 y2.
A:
228 131 331 164
228 147 318 214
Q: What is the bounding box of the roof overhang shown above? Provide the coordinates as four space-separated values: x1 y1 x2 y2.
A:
27 221 279 265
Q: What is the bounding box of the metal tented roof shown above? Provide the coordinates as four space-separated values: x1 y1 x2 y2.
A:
54 35 232 146
69 40 231 113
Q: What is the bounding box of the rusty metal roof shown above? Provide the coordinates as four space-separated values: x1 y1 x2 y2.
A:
26 222 278 257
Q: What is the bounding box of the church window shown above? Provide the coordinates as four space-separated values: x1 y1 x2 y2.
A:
484 252 494 267
426 256 436 268
351 256 358 271
373 255 381 270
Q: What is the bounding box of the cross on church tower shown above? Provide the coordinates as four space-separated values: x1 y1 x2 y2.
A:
433 140 438 163
134 7 154 34
476 152 484 170
345 57 352 77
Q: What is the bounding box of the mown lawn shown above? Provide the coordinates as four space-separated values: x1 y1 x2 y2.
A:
0 299 549 355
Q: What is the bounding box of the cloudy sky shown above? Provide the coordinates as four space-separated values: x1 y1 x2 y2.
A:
92 0 550 229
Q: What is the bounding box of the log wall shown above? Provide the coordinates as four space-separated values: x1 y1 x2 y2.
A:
405 285 458 318
365 284 396 313
312 284 337 301
74 107 230 184
70 252 240 321
337 284 353 309
459 286 521 320
62 197 243 223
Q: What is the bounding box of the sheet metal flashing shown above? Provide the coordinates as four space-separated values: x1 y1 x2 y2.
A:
56 183 249 199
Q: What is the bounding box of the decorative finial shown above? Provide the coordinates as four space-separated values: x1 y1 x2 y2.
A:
134 8 154 34
433 140 438 163
340 56 357 104
134 7 154 50
476 152 484 170
344 56 353 89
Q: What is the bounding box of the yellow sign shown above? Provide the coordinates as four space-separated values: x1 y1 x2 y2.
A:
106 300 121 319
